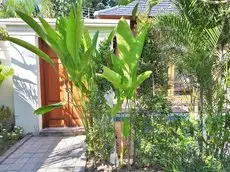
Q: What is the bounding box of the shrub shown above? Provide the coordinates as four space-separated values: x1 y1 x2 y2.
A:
0 106 14 130
0 126 23 155
133 92 229 171
86 91 114 161
85 39 114 162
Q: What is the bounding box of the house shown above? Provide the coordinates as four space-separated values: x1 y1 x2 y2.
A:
95 0 176 29
95 0 189 113
0 18 120 134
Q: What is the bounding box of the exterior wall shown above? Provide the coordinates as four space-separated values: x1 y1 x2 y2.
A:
0 18 122 135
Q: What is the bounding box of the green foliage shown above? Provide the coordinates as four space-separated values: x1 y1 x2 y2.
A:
50 0 77 17
85 38 114 161
2 1 100 131
146 0 230 171
0 61 14 86
0 106 13 131
1 0 114 162
155 0 224 149
0 0 39 18
134 93 228 171
50 0 119 18
138 27 170 95
99 18 151 103
0 106 23 155
0 106 12 121
83 0 119 10
0 126 23 155
118 0 132 5
99 18 151 166
34 102 66 115
96 39 114 93
86 91 114 161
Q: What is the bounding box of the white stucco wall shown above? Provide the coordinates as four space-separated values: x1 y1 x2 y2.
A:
0 18 123 135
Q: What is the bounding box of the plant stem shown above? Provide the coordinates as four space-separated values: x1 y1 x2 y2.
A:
127 99 131 171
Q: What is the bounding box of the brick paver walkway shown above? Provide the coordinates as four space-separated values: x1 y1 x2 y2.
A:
0 135 86 172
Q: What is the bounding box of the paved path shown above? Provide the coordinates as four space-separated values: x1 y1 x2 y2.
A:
0 135 86 172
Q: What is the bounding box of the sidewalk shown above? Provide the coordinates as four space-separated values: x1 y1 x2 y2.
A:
0 135 86 172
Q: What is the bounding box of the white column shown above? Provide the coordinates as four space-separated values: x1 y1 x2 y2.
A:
0 41 14 111
9 33 42 135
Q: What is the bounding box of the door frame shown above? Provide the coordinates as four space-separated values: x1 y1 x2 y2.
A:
38 38 48 129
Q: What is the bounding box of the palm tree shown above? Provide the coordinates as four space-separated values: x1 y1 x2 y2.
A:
154 0 226 155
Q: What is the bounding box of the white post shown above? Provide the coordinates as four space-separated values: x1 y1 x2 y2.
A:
0 41 14 111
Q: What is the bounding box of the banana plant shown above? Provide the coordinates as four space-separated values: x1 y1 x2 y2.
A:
0 62 14 86
98 18 152 166
0 0 99 131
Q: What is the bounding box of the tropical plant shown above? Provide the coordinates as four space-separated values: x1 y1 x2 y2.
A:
138 26 170 96
86 90 115 161
0 61 14 86
83 0 119 10
50 0 77 17
154 0 230 169
0 0 100 134
85 39 115 161
98 18 151 167
0 0 39 18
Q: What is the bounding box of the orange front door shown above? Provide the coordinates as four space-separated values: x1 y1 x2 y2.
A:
39 39 82 128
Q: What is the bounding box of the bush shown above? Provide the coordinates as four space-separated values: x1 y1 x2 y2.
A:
0 126 23 155
85 39 114 162
0 106 23 155
0 106 14 130
86 91 115 161
133 92 229 171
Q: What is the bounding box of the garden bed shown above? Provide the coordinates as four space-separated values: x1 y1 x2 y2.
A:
0 126 24 156
85 158 163 172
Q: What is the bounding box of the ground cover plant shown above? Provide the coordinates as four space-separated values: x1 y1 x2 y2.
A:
0 61 20 156
0 106 23 155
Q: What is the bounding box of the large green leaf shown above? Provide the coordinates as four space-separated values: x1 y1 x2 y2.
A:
66 5 78 59
111 54 125 75
81 31 99 76
91 31 99 50
66 2 83 61
7 37 54 66
116 18 136 69
107 29 115 43
119 0 132 5
136 25 148 60
16 11 46 40
204 26 222 49
83 30 92 50
1 65 14 77
0 65 14 85
111 99 123 117
38 16 59 43
122 117 130 139
132 71 152 90
132 2 139 18
37 17 62 57
34 102 65 115
99 66 126 89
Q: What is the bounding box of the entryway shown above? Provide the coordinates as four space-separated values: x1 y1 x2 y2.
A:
39 39 82 128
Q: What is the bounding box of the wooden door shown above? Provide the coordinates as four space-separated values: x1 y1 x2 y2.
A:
39 39 82 128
